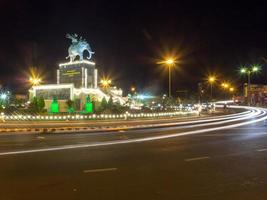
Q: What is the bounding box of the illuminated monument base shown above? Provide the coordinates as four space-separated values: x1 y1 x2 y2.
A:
58 60 97 88
29 61 125 113
29 34 125 113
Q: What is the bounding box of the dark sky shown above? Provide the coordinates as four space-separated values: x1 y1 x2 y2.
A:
0 0 267 95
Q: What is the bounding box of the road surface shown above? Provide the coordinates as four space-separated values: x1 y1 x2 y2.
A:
0 106 267 199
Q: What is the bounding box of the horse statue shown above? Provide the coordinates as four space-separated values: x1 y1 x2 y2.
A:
66 33 94 62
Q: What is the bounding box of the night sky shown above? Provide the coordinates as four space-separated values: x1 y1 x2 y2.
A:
0 0 267 95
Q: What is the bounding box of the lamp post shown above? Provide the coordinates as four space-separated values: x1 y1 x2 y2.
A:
229 87 235 100
208 76 216 101
165 58 175 97
240 65 260 105
221 82 230 100
28 68 43 87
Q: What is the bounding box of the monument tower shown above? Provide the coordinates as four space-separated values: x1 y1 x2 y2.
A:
57 33 98 88
29 33 111 113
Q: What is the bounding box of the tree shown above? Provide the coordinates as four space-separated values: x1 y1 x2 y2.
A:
107 96 113 109
100 97 108 110
29 97 38 113
37 97 45 112
66 99 74 113
66 99 74 109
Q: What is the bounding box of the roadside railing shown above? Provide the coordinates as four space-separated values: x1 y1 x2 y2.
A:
0 110 198 121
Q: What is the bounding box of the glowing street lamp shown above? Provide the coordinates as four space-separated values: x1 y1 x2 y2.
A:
252 66 259 72
221 82 231 100
221 82 229 89
28 67 43 86
100 78 112 88
240 65 261 105
208 76 216 101
29 77 42 86
166 59 174 65
164 58 175 97
229 87 234 92
240 68 246 73
131 87 136 92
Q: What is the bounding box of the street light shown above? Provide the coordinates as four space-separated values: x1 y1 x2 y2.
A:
29 77 42 86
208 76 216 101
28 67 43 86
221 82 229 89
240 65 261 105
131 87 136 92
100 78 112 88
221 82 230 100
164 58 175 97
228 87 235 100
252 66 259 72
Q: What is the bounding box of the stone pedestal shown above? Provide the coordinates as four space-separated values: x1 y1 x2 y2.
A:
58 60 97 88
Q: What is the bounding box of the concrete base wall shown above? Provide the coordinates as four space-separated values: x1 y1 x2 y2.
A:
44 100 68 113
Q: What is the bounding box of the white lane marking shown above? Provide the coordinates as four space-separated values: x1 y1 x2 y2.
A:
256 149 267 152
83 168 117 173
0 107 266 156
185 156 210 162
36 136 45 140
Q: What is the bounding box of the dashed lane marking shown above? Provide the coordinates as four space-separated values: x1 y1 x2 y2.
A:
83 168 117 173
185 156 210 162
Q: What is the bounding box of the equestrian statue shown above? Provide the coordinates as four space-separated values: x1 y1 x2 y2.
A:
66 33 94 62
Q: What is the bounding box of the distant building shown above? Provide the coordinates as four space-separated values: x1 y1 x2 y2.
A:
243 83 267 105
15 94 27 100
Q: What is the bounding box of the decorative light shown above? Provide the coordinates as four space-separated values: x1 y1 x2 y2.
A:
59 60 95 67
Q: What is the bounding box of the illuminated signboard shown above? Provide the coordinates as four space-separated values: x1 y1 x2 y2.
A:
60 66 83 88
59 62 96 88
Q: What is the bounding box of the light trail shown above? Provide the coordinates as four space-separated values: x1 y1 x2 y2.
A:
0 106 266 156
131 109 258 130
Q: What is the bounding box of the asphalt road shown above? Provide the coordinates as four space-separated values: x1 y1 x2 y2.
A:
0 106 267 200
